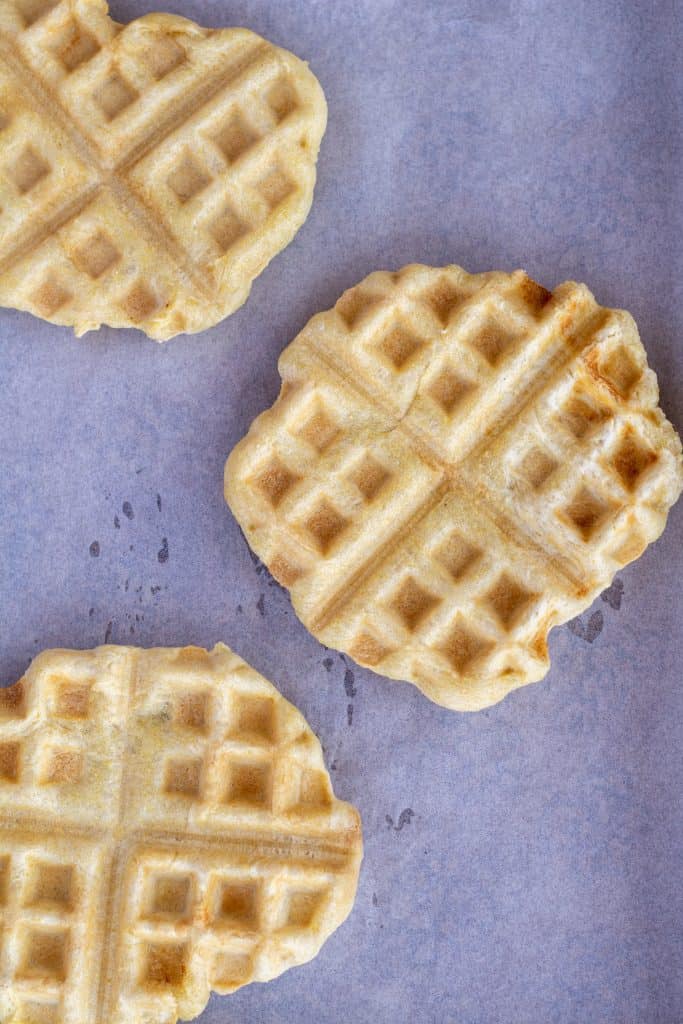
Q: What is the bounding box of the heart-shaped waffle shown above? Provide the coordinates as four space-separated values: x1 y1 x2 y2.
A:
0 1 326 340
225 264 683 711
0 644 361 1023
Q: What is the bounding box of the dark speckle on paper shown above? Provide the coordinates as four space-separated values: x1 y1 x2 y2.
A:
601 578 624 610
344 669 357 698
256 594 265 616
156 493 162 512
158 538 169 563
372 893 378 907
151 585 161 596
104 621 113 643
246 546 281 589
323 657 333 671
248 549 267 578
89 541 100 557
236 604 243 614
114 515 120 529
89 607 94 617
386 809 415 833
567 609 604 643
122 501 134 520
567 618 583 639
586 611 604 642
347 703 353 726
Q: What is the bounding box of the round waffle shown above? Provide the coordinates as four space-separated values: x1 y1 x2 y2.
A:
0 0 327 339
0 643 361 1023
225 264 683 711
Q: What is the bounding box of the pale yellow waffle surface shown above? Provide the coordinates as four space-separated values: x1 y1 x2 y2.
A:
0 643 361 1023
225 264 683 712
0 0 327 340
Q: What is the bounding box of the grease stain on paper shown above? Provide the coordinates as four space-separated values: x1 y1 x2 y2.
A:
386 808 415 833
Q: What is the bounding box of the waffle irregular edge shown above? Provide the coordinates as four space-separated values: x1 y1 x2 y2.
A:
0 0 327 340
0 643 362 1024
225 263 683 712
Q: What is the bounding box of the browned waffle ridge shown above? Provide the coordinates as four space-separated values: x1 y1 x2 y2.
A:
0 644 362 1023
225 264 683 711
0 0 327 339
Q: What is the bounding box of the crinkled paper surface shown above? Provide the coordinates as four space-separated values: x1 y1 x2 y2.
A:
0 1 681 1022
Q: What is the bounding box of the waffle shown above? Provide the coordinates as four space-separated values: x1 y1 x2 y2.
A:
0 643 361 1023
225 264 683 712
0 1 326 340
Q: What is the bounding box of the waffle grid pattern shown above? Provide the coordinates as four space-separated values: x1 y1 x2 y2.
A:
0 646 361 1023
121 846 338 1019
0 0 326 339
225 265 683 710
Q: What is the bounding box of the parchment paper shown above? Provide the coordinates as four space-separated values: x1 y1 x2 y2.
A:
0 2 681 1021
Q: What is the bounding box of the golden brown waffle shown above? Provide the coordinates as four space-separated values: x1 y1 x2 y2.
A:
225 264 683 711
0 643 361 1023
0 1 326 340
